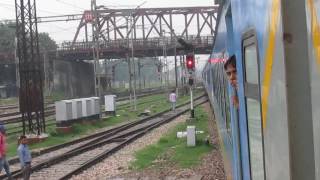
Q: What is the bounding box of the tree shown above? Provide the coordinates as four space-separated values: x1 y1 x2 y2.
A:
38 32 57 52
0 22 15 53
0 22 57 53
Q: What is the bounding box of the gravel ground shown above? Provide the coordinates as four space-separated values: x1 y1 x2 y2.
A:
71 114 189 180
72 103 225 180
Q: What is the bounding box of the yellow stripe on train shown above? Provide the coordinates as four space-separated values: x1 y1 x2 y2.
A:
261 0 280 130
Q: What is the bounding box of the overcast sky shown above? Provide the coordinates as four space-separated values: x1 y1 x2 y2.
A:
0 0 215 69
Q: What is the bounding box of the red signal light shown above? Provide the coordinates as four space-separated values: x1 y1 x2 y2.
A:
186 54 195 70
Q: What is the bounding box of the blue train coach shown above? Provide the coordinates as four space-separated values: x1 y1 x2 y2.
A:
202 0 320 179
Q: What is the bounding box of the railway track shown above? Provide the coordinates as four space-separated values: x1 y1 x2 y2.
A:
4 92 163 136
0 95 207 180
0 87 163 112
0 89 167 126
4 93 165 136
3 91 173 136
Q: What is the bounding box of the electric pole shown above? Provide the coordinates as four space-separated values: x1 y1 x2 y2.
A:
91 0 101 99
128 14 137 111
15 0 46 135
174 38 178 94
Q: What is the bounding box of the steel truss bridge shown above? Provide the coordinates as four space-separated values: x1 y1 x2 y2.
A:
0 6 218 63
56 35 214 61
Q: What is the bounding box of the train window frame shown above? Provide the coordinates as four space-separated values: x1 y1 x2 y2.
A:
241 29 266 180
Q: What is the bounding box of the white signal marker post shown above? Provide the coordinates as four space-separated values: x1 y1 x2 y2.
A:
189 72 194 118
190 84 194 118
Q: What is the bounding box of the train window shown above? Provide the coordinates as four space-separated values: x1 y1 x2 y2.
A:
242 30 266 180
244 45 259 84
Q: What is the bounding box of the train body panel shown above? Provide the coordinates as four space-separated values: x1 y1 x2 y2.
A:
205 1 234 179
306 0 320 179
202 0 320 179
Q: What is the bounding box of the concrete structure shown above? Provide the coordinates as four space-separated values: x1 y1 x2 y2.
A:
187 126 196 147
71 99 83 120
105 95 116 115
91 97 101 117
55 100 73 126
82 98 93 118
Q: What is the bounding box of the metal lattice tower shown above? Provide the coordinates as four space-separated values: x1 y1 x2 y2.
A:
15 0 46 135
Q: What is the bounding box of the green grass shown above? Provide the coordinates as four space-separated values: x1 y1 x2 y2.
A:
5 113 137 157
0 97 18 105
46 91 66 102
5 91 203 158
131 105 213 169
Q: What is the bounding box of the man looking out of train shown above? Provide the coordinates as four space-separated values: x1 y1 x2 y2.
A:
224 55 239 108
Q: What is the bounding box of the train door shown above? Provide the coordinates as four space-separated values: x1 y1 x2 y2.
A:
241 30 266 180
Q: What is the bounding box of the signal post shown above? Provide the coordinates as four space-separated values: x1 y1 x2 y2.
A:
186 53 195 118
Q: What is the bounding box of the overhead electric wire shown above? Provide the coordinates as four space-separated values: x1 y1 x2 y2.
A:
0 1 156 42
55 0 86 11
39 24 76 33
0 1 75 17
99 0 144 8
0 2 13 6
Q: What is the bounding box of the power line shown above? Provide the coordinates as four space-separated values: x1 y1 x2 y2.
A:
39 24 76 32
0 2 74 17
0 2 15 10
0 2 13 6
55 0 87 11
99 0 146 8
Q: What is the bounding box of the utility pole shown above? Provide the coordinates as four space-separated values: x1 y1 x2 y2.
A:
91 0 101 99
43 53 47 95
125 16 133 109
127 1 146 111
104 59 107 92
138 59 142 90
182 55 186 86
165 40 168 88
160 57 163 86
112 65 115 87
174 37 178 95
129 14 137 111
179 55 183 86
15 0 46 135
14 37 19 95
161 30 169 89
127 54 133 108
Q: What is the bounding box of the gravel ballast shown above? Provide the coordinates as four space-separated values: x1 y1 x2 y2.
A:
72 103 225 180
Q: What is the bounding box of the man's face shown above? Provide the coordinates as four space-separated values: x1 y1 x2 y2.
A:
225 64 237 88
21 138 28 144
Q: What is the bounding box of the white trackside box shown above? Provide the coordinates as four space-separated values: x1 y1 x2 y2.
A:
91 97 100 115
71 99 83 119
82 98 93 117
104 95 116 112
55 100 73 121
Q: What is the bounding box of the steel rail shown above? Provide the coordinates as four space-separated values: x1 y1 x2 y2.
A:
0 88 168 125
0 87 162 111
2 95 206 179
60 97 208 179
